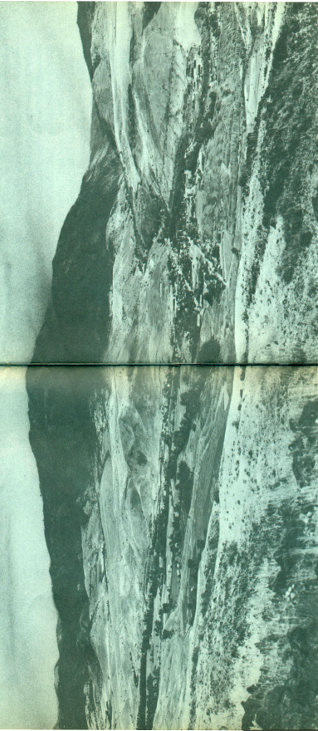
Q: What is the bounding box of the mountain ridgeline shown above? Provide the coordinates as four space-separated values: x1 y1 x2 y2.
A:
27 3 318 729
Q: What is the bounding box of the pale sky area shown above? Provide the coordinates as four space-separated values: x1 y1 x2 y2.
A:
0 2 92 727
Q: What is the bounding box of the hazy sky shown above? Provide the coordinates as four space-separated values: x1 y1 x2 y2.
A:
0 3 92 727
0 0 92 362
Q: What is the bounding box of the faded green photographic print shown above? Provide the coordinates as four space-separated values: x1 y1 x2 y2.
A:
1 2 318 730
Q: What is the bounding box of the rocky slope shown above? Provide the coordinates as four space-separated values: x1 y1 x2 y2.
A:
27 3 318 729
32 1 318 365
